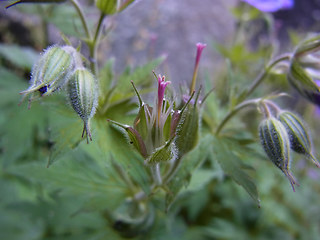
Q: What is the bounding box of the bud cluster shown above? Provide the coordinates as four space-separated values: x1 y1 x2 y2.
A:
258 101 319 191
20 45 99 142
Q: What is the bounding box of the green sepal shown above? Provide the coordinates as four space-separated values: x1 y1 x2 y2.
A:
289 59 320 93
174 104 199 158
145 137 176 165
108 120 148 158
278 111 320 167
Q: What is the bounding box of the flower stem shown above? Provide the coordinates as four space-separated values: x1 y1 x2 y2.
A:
215 53 291 135
70 0 92 40
150 164 162 186
245 53 291 98
88 13 106 75
215 99 260 135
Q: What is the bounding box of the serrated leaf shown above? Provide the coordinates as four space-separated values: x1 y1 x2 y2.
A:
0 43 39 69
211 136 260 205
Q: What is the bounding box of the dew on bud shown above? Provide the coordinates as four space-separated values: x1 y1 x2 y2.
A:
259 117 298 191
67 68 98 143
278 111 320 167
20 45 76 108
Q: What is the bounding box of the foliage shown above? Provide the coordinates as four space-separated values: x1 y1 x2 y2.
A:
1 0 320 239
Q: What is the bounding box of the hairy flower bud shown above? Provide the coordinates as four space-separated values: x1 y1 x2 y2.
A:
278 111 320 167
259 117 298 191
20 45 76 107
67 68 98 143
288 36 320 106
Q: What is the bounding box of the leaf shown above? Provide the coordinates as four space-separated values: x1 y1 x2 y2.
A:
8 150 128 211
47 102 84 167
109 56 165 104
97 120 151 194
165 135 213 209
211 136 260 206
0 43 39 69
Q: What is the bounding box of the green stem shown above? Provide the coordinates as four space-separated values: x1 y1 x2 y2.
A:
214 54 291 135
163 156 182 184
70 0 92 40
88 13 106 75
150 164 162 186
215 99 261 135
245 53 291 98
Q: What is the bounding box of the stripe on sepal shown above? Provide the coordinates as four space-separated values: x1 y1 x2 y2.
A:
278 111 320 167
259 117 298 191
68 68 98 143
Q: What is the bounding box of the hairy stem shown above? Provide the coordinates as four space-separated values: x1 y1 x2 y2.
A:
245 53 291 98
215 54 291 135
215 99 261 135
70 0 92 40
88 13 105 75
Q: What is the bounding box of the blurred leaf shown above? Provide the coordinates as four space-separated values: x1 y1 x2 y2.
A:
211 136 260 206
109 56 165 104
0 43 39 69
0 67 28 106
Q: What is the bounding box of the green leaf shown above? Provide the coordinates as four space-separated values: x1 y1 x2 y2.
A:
146 138 175 164
109 56 165 104
0 43 39 69
47 102 84 167
211 136 260 205
97 120 151 194
165 135 213 209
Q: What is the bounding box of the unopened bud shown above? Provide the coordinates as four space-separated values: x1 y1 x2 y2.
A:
20 45 76 107
259 117 298 191
278 111 320 167
67 68 98 143
288 36 320 106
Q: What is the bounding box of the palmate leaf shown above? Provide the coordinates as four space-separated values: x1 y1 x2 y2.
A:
8 149 129 211
211 136 260 206
0 68 50 167
165 135 213 210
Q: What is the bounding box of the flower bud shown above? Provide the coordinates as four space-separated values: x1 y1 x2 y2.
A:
259 117 298 191
67 68 98 143
278 111 320 167
20 45 76 107
288 36 320 106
